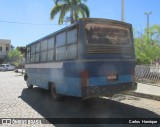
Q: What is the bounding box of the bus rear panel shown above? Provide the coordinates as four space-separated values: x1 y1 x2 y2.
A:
79 18 137 98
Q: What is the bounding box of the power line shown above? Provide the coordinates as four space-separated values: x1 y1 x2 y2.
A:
0 20 66 26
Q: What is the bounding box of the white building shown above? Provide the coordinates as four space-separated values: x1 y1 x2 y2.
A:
0 39 11 63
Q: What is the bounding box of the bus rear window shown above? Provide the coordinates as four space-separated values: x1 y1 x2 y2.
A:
85 23 132 45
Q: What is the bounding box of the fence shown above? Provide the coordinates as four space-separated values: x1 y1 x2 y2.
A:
135 64 160 85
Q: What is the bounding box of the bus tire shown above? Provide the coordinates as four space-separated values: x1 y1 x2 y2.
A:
50 84 63 101
26 78 33 89
24 74 27 81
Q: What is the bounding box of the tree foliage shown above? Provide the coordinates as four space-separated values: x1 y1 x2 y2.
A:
135 25 160 64
50 0 90 24
7 48 24 67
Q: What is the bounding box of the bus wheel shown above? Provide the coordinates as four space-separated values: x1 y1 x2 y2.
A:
24 74 27 81
50 85 63 101
26 78 33 89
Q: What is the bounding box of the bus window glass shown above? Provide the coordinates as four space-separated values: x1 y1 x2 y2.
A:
31 45 35 54
40 51 47 62
47 49 54 61
36 43 40 52
48 37 54 49
26 47 30 63
85 23 131 45
31 54 35 63
41 40 48 51
27 54 30 63
67 29 77 44
56 32 66 47
27 47 30 52
35 53 40 62
56 47 66 60
27 53 30 63
67 44 77 59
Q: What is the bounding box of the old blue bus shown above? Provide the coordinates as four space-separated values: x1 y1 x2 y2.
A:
24 18 137 100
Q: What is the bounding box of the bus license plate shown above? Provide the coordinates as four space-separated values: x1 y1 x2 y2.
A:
107 74 117 81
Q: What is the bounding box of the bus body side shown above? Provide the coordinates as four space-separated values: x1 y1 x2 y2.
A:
25 21 83 97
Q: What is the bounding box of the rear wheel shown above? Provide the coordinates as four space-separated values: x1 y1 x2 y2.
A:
26 78 33 89
50 85 63 101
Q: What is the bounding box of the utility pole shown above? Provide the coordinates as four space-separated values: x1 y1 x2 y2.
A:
121 0 125 22
144 11 152 38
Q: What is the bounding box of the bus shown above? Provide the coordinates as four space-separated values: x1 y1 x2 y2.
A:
24 18 137 100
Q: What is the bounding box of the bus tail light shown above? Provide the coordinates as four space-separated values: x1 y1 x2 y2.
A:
81 71 89 87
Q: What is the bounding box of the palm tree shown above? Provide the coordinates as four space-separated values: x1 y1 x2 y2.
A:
54 0 88 4
53 0 63 5
50 0 90 24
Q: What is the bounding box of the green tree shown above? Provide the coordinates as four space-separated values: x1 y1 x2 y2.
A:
135 25 160 64
8 49 24 67
50 0 90 24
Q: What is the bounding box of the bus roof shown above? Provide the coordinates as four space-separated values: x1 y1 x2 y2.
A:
26 18 132 47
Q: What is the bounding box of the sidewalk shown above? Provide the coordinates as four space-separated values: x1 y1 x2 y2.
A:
127 83 160 101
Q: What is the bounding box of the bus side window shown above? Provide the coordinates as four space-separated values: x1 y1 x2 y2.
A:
67 29 77 44
41 40 47 51
26 47 30 63
40 51 47 62
67 44 77 59
35 53 40 62
35 43 40 62
56 32 66 47
66 28 78 59
47 37 54 61
56 31 67 60
36 43 40 53
31 53 35 63
40 40 48 62
31 45 36 63
56 47 66 60
48 49 54 61
55 26 78 60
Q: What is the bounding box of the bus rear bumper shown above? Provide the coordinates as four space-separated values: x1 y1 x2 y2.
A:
82 82 137 99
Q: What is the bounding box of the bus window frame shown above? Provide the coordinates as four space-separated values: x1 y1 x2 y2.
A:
30 45 36 63
83 20 133 47
47 36 55 62
26 23 79 64
55 24 79 61
81 20 135 58
35 43 40 63
26 47 31 64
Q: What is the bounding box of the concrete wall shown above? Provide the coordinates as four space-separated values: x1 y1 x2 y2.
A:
0 39 11 63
